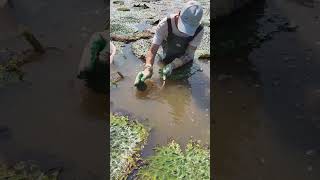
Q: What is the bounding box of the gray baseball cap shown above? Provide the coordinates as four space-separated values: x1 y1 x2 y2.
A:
177 1 203 36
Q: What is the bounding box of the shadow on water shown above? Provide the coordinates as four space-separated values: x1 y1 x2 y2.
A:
213 0 265 178
214 0 320 179
288 0 320 8
0 0 107 179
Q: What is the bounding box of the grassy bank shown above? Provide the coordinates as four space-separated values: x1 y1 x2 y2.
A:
110 114 149 179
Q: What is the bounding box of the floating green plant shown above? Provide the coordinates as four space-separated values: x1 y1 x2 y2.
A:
136 140 210 180
0 161 60 180
131 39 152 60
110 114 149 180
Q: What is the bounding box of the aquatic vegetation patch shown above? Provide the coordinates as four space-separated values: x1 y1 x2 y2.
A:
0 161 60 180
131 39 152 60
196 26 210 59
118 16 141 24
110 114 149 180
136 140 210 180
110 23 137 36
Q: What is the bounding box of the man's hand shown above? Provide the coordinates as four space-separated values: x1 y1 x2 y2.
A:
134 43 159 86
134 65 153 86
162 63 174 78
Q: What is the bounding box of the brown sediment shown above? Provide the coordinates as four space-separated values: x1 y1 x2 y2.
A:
111 30 154 43
117 7 130 11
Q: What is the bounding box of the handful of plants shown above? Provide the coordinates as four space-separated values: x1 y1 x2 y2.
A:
158 63 202 81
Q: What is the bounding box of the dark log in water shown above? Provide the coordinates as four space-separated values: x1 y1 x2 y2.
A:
21 30 45 54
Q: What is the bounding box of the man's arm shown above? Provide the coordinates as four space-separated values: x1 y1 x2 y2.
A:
147 16 168 66
171 45 197 69
145 43 160 67
134 43 160 85
110 42 116 63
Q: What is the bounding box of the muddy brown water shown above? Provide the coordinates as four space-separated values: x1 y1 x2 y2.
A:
110 44 210 157
214 0 320 179
0 0 107 179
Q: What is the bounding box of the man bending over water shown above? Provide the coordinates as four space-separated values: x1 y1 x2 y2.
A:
134 0 204 85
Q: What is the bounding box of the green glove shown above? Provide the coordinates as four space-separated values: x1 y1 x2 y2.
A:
162 63 174 78
90 35 106 71
134 67 152 86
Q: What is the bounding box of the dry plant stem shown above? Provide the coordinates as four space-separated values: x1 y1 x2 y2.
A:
160 80 166 90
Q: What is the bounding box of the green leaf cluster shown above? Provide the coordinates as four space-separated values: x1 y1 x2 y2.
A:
136 140 210 180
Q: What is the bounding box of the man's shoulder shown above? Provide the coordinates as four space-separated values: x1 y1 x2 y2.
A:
158 14 175 25
158 16 168 26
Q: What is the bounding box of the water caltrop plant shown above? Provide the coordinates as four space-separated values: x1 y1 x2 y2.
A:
110 113 149 180
136 140 210 180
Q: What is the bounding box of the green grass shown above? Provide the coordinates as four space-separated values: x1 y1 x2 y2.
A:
110 113 149 180
0 161 60 180
136 140 210 180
